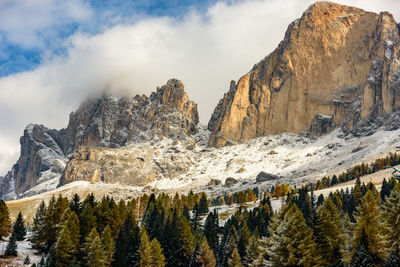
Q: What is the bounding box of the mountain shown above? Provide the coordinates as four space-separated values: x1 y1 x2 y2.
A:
1 2 400 200
0 79 199 199
208 1 400 147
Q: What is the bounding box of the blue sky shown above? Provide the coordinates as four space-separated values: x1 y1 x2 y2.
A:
0 0 219 76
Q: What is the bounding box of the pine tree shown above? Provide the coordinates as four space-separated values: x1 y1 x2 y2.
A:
314 198 346 266
84 228 106 267
203 211 219 256
382 184 400 256
79 204 97 245
0 199 11 240
351 229 374 267
267 204 320 266
150 238 165 267
237 221 250 261
196 238 216 267
56 226 76 266
101 225 115 265
70 194 82 217
31 200 46 249
353 190 386 263
139 229 152 267
114 213 140 267
198 194 209 214
24 254 31 264
181 216 196 265
224 226 238 266
5 232 18 256
246 229 260 266
228 247 243 267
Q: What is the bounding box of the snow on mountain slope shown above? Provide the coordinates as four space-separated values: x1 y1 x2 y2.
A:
4 124 400 203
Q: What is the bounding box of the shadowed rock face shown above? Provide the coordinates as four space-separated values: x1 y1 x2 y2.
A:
60 78 199 154
208 2 400 147
3 79 199 196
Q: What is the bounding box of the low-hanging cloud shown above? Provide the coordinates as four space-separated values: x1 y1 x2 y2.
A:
0 0 398 175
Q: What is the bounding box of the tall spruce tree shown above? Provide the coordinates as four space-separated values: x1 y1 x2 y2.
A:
31 200 46 249
181 216 196 265
246 228 260 266
139 229 152 267
0 199 11 240
56 226 76 266
228 247 243 267
5 232 18 256
196 238 216 267
113 213 140 267
70 194 82 217
267 204 320 266
101 225 115 265
383 184 400 257
198 194 209 215
203 211 219 256
84 228 106 267
353 190 386 263
150 238 165 267
237 221 250 262
351 229 374 267
314 198 346 266
13 211 26 241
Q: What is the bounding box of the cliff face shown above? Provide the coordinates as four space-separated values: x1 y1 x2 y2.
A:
2 79 199 197
208 2 400 147
61 79 199 154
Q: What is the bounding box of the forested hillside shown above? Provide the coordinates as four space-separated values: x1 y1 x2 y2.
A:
1 175 400 266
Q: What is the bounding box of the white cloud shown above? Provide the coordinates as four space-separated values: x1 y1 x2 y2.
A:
0 0 92 49
0 0 398 175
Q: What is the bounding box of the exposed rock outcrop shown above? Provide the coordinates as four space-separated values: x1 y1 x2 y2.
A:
1 79 199 198
61 79 199 154
208 2 400 147
256 172 279 183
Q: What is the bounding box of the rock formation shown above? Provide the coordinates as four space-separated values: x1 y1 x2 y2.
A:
208 2 400 147
1 79 199 198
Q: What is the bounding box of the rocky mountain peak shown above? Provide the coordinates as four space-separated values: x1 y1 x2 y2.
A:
208 2 400 147
1 79 199 198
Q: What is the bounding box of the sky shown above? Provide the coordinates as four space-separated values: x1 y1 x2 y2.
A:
0 0 398 175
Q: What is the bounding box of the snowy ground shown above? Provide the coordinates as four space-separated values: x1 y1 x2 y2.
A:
0 234 41 266
6 126 400 220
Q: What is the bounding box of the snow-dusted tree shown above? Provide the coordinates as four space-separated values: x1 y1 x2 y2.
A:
353 190 386 263
314 198 347 266
245 227 260 266
5 232 18 256
266 203 320 266
383 184 400 256
351 229 374 267
31 200 46 249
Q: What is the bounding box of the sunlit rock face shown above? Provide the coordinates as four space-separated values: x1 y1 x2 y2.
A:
208 2 400 147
